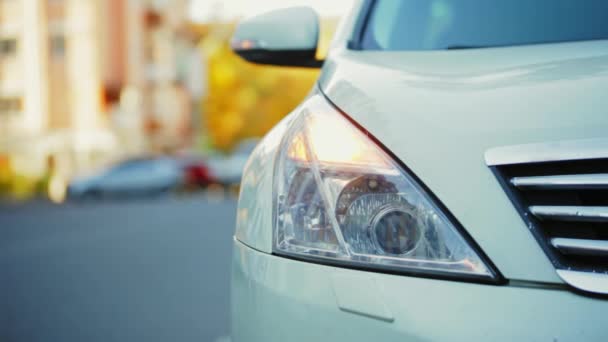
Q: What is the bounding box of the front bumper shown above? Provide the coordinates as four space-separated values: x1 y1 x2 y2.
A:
231 238 608 341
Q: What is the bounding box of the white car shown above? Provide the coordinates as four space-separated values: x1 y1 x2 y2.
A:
230 1 608 341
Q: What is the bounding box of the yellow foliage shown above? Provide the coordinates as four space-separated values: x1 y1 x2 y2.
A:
0 155 46 200
199 19 338 151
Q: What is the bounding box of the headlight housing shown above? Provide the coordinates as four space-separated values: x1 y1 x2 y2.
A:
273 94 500 282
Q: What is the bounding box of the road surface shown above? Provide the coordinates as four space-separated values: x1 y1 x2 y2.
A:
0 196 236 342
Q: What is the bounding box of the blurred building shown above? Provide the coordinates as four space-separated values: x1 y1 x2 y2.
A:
0 0 198 180
1 0 115 177
139 0 204 152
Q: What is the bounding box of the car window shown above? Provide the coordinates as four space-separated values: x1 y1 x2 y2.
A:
108 161 145 175
360 0 608 51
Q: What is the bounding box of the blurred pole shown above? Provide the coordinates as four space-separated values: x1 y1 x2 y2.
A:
21 0 49 136
121 0 147 153
66 0 102 133
125 0 146 88
65 0 103 167
181 39 207 146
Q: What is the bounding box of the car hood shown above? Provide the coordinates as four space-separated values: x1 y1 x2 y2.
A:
319 40 608 283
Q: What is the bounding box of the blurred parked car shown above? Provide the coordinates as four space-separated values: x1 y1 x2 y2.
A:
68 157 182 200
177 155 214 189
230 1 608 341
206 138 259 187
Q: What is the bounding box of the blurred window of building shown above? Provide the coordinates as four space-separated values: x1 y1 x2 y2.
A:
47 0 66 7
50 35 65 59
0 97 22 116
0 38 17 58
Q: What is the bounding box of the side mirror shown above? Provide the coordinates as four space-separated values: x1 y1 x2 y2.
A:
231 7 322 68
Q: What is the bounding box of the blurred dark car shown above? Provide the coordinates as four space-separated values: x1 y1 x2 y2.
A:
67 157 182 200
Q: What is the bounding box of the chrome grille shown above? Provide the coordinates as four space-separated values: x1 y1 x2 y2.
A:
511 174 608 190
551 238 608 257
498 165 608 273
486 139 608 295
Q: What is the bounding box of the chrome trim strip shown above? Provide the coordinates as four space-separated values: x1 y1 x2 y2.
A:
556 270 608 295
512 174 608 190
530 206 608 222
485 137 608 166
551 238 608 257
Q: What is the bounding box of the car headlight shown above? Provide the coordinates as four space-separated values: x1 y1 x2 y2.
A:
273 93 500 281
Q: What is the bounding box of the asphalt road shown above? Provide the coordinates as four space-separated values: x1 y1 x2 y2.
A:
0 196 237 342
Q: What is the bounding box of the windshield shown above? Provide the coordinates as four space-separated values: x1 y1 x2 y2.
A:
360 0 608 51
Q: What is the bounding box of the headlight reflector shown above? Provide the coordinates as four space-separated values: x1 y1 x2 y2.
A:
274 94 498 280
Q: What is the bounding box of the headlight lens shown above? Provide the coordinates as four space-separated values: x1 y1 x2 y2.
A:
273 94 498 280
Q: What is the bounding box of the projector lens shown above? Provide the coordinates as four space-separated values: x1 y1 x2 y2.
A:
371 207 421 255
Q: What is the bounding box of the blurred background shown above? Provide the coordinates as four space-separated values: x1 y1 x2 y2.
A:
0 0 347 203
0 1 351 341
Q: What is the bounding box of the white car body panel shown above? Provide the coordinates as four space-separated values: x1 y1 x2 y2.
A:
232 239 608 342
